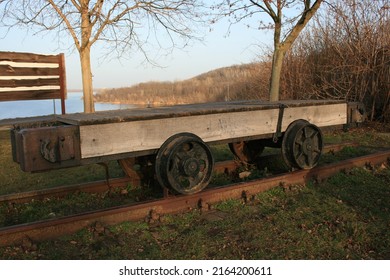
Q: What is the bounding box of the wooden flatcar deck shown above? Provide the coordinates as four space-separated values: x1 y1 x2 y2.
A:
57 99 344 125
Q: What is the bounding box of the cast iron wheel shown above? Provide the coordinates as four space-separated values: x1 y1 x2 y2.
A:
282 120 323 170
155 133 214 195
228 140 265 163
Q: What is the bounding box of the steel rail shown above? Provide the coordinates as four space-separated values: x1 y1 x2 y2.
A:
0 142 356 204
0 177 131 204
0 148 388 247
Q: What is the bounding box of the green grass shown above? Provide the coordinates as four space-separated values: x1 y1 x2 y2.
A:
1 164 389 259
0 125 389 259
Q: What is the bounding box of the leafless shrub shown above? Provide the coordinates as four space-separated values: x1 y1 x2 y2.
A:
281 0 390 121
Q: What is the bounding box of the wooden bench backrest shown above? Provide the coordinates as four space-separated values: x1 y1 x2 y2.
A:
0 51 67 114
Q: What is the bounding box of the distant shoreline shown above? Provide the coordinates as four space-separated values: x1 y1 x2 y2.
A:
68 89 111 93
67 89 82 93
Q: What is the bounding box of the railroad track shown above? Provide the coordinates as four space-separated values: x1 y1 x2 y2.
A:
0 142 356 204
2 144 388 248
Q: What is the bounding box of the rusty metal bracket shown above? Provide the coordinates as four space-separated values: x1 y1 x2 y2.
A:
98 162 112 190
40 139 59 163
40 132 77 163
273 104 286 143
15 125 81 172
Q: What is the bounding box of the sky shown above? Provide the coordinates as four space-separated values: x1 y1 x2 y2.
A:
0 13 273 90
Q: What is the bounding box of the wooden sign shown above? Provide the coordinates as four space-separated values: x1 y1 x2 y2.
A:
0 51 67 113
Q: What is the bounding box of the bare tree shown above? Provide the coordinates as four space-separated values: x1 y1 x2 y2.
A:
214 0 323 101
0 1 206 113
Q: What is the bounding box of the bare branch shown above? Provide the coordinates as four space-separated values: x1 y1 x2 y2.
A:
283 0 323 48
213 0 324 101
47 0 81 50
0 0 208 112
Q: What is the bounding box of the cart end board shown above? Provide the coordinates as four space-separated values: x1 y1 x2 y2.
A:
78 102 348 159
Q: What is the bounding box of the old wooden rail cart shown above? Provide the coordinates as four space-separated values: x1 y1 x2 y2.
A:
9 99 366 195
1 51 365 195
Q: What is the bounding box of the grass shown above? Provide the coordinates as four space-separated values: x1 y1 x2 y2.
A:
1 165 389 260
0 124 389 259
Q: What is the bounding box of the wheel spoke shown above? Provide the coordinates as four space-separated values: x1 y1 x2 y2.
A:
303 127 309 139
186 144 197 157
296 153 305 166
313 148 321 154
307 150 314 167
294 139 304 156
310 130 318 140
308 127 318 139
294 140 302 149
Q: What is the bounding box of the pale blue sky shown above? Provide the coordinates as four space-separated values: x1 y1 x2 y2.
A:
1 17 273 90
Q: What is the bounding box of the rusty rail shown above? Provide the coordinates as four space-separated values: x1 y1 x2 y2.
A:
0 142 356 204
0 177 131 204
0 148 388 247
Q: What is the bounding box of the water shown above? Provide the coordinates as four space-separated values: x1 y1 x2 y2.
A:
0 92 133 119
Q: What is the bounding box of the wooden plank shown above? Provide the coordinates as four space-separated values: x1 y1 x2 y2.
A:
0 65 59 76
79 109 279 158
58 99 346 125
0 51 59 64
0 89 62 101
58 101 279 125
281 103 347 130
79 103 348 159
56 99 345 127
0 78 60 88
0 115 57 127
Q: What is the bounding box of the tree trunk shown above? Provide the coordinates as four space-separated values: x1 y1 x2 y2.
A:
269 47 286 102
79 47 95 113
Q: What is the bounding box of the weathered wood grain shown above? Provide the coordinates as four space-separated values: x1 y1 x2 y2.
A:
0 52 66 107
0 89 62 101
0 51 59 63
0 65 59 76
58 99 344 125
0 78 60 88
281 103 347 130
16 125 81 172
78 102 347 159
79 109 279 158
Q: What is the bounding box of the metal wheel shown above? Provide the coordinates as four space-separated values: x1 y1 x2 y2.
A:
282 120 323 170
229 140 265 163
155 133 214 195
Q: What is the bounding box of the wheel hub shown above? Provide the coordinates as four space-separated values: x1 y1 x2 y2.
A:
302 138 313 154
181 158 200 177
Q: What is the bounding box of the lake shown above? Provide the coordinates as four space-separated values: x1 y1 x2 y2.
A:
0 92 133 119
